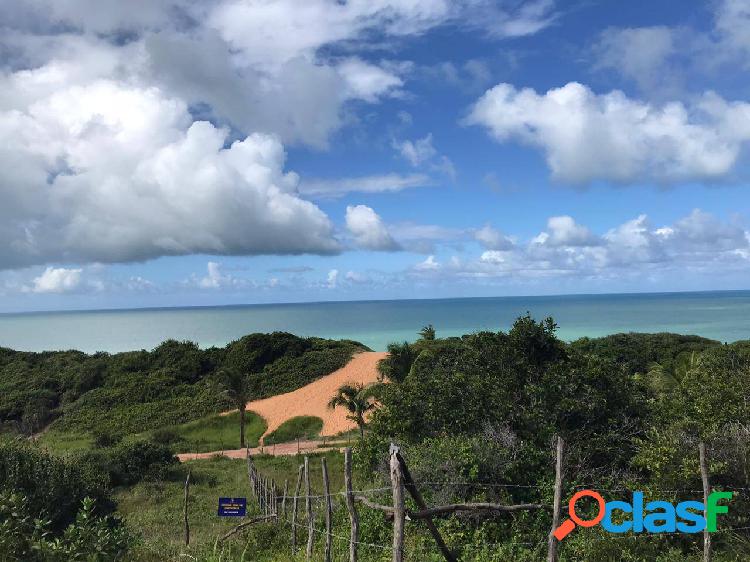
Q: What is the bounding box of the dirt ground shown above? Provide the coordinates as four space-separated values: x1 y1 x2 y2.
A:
247 351 387 439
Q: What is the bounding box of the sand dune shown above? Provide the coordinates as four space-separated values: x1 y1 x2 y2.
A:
247 351 387 439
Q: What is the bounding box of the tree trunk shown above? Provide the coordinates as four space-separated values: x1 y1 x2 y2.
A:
239 405 246 448
357 413 365 440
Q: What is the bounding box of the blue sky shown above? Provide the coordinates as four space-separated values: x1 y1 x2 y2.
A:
1 0 750 312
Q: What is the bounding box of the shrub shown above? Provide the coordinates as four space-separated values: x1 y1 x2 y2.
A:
0 492 130 561
0 439 111 531
77 441 177 487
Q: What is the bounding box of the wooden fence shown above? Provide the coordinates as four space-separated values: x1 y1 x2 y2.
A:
209 438 728 562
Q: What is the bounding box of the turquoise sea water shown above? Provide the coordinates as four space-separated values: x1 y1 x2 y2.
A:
0 291 748 354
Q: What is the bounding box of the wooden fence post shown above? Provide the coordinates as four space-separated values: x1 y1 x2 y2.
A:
183 470 191 546
390 444 405 562
305 456 315 560
699 442 712 562
282 479 289 519
396 450 456 562
344 448 359 562
547 435 565 562
292 464 304 553
322 457 333 562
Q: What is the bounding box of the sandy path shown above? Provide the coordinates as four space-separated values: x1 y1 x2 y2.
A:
177 439 346 462
247 351 387 439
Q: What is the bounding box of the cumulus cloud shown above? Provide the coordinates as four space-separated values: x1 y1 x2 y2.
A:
0 76 340 270
326 269 339 288
199 262 235 289
345 205 401 251
534 216 600 247
412 210 750 283
474 225 514 250
25 267 83 294
467 82 750 184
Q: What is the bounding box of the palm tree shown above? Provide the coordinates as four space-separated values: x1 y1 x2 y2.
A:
419 324 436 341
219 368 253 448
327 383 380 440
644 351 699 396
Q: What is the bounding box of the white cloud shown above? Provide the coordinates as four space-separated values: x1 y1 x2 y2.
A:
298 173 431 198
26 267 83 294
326 269 339 288
337 57 405 102
474 225 514 250
415 255 440 271
0 77 341 270
537 216 600 247
467 82 750 184
413 210 750 283
593 26 679 94
199 262 233 289
345 205 401 251
395 134 437 166
393 133 455 179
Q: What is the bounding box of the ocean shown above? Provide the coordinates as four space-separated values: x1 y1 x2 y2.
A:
0 291 748 354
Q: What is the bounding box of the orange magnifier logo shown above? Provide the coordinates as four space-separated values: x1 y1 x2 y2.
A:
553 490 605 540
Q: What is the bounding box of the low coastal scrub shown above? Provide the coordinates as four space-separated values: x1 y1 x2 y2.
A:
4 322 750 560
0 333 368 438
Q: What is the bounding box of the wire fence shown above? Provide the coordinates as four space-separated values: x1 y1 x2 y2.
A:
225 442 750 562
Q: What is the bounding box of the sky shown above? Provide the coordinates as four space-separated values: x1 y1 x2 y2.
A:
1 0 750 312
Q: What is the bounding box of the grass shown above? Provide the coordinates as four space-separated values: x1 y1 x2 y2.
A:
264 416 323 445
35 430 94 455
37 411 267 457
151 411 267 453
117 452 350 561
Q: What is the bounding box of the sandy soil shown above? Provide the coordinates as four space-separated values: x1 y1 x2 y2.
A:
247 351 387 440
176 439 345 461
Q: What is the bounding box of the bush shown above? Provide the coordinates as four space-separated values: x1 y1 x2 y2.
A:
149 426 181 446
77 441 177 487
92 429 123 449
264 416 323 445
0 492 130 561
0 439 111 531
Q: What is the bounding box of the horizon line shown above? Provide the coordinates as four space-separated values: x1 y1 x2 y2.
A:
1 287 749 317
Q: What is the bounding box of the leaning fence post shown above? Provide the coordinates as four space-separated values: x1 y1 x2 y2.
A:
390 444 405 562
699 442 712 562
344 448 360 562
292 464 304 553
183 470 191 546
547 435 565 562
322 457 333 562
396 450 455 562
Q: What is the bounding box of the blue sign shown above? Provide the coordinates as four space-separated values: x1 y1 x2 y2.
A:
218 497 247 517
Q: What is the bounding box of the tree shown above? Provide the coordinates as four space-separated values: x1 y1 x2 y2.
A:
218 368 253 448
419 324 436 341
327 383 380 439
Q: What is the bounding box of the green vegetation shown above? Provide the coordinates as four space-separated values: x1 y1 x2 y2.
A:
264 416 323 445
327 382 381 439
151 411 266 453
0 333 367 439
4 323 750 560
116 453 344 561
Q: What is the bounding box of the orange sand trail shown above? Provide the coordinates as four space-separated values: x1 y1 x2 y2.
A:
247 351 387 439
